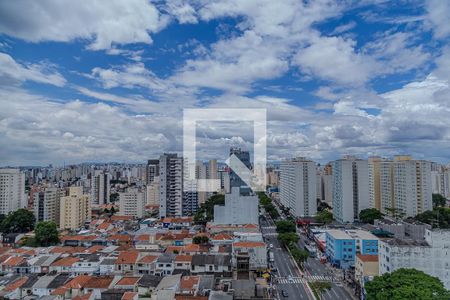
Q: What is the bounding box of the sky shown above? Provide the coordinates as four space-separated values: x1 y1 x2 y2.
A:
0 0 450 166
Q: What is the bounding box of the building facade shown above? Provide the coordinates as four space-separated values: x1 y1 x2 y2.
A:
159 154 183 218
332 157 369 223
0 168 26 215
59 187 91 230
280 158 317 217
91 170 110 206
34 187 61 225
119 188 146 218
213 187 258 225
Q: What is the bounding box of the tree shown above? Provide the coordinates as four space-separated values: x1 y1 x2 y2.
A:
290 247 309 266
193 194 225 224
275 220 296 233
315 210 333 224
359 208 383 224
310 281 332 300
414 207 450 228
34 221 59 247
0 209 35 233
193 235 209 244
278 232 298 246
365 268 450 300
432 194 447 208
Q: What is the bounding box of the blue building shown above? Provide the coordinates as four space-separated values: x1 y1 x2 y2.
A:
325 229 378 269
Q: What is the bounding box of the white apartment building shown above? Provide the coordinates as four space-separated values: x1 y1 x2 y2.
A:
332 157 369 223
431 169 450 198
0 168 26 215
379 156 432 217
280 158 317 217
146 177 160 206
91 170 111 206
379 229 450 289
119 188 146 218
213 187 259 225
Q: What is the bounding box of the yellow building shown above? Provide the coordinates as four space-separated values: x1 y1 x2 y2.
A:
355 254 379 290
59 186 91 230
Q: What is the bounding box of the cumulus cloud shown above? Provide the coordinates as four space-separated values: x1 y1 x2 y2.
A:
425 0 450 39
0 0 168 50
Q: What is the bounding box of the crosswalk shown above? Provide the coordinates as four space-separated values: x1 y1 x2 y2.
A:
276 275 333 284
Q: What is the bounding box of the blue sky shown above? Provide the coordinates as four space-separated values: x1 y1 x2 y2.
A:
0 0 450 166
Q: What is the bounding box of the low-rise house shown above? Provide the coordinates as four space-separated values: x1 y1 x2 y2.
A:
115 251 140 274
50 257 79 274
84 276 115 299
155 253 175 276
72 254 102 275
137 254 158 275
32 274 69 297
191 254 232 276
1 276 29 299
20 274 40 298
355 254 379 297
174 255 193 271
114 276 141 291
2 256 26 274
29 254 61 274
107 234 133 247
232 241 267 270
99 258 116 275
137 274 162 297
210 234 233 246
178 276 200 296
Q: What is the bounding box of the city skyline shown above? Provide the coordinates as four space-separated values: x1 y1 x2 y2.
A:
1 1 450 166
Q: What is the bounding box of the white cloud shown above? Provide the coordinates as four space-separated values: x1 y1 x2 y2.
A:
0 0 169 50
0 52 66 86
425 0 450 39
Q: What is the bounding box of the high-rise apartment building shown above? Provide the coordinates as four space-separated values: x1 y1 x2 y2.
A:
379 156 432 218
146 177 160 206
368 157 385 210
332 157 369 223
34 187 61 225
119 188 146 218
91 170 110 205
159 153 183 218
280 158 317 217
59 186 91 230
146 159 159 185
0 168 26 215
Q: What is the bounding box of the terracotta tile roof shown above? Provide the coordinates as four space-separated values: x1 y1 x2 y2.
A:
0 254 11 264
212 233 233 240
51 256 79 267
183 244 201 252
115 251 139 265
356 254 378 262
111 215 133 221
51 286 68 295
175 297 208 300
0 247 11 255
84 245 105 254
180 276 199 290
73 292 93 300
84 276 114 289
135 234 150 242
166 246 183 254
64 275 92 289
4 256 24 266
97 222 112 230
60 235 97 242
138 255 158 264
107 234 132 242
50 246 85 254
175 255 193 262
122 291 137 300
233 241 265 248
243 224 258 228
116 277 140 286
4 276 28 292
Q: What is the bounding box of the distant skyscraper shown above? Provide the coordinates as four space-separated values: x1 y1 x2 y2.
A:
280 158 317 217
332 157 369 223
0 168 26 215
91 170 111 205
228 147 251 194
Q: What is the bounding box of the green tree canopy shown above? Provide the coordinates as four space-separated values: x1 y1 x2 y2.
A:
193 235 209 244
359 208 383 224
34 221 59 247
414 207 450 228
365 268 450 300
275 220 296 233
278 232 298 246
432 194 447 208
0 209 35 233
315 210 333 224
193 194 225 224
290 247 309 265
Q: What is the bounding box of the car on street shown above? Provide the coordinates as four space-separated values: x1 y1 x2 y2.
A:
281 290 288 297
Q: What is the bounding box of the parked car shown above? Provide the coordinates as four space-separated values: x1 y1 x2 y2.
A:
282 290 288 297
